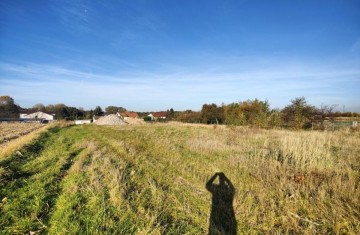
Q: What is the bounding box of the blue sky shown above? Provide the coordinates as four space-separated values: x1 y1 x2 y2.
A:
1 0 359 111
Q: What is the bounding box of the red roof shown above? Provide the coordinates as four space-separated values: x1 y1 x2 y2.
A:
153 112 167 118
120 112 139 118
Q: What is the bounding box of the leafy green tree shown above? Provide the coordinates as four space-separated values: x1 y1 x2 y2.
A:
225 103 246 126
54 104 67 109
175 110 202 123
0 95 20 118
45 104 55 113
66 107 84 120
49 104 66 120
166 108 175 120
282 97 315 129
105 106 126 114
241 99 270 127
54 107 70 120
32 103 45 111
41 104 84 120
143 116 152 122
85 109 94 119
224 99 270 127
93 106 104 116
201 104 225 124
268 109 283 128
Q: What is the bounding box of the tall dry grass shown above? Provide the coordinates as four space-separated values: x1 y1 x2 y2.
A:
1 123 359 234
183 125 360 233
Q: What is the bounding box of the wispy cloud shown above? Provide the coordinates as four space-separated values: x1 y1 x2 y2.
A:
1 60 359 111
1 1 359 112
52 0 93 33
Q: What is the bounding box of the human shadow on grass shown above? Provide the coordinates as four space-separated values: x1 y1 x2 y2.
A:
206 172 237 235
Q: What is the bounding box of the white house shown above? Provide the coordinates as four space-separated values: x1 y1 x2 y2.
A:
75 119 92 125
148 112 167 121
20 111 55 121
147 113 155 121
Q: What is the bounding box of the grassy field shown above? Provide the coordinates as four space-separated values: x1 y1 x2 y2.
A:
0 123 359 234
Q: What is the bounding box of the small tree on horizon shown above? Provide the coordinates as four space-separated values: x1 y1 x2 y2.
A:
201 104 225 124
282 97 315 129
0 95 20 118
105 106 126 114
93 106 104 116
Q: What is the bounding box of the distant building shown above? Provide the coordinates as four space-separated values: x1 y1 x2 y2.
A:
153 112 167 119
116 111 139 119
75 119 92 125
148 112 167 121
20 111 55 121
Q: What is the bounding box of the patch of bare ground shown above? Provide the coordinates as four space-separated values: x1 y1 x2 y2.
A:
0 122 45 145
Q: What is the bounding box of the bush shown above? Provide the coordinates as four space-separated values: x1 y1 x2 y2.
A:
143 116 152 122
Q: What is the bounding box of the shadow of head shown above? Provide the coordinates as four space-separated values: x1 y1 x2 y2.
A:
206 172 237 235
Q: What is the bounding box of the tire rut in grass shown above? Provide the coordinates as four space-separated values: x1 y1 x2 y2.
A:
48 143 142 234
95 135 204 234
0 131 50 195
0 126 86 234
0 126 71 187
57 148 84 181
38 148 84 219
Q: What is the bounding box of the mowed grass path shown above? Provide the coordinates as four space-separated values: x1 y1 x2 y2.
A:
0 124 359 234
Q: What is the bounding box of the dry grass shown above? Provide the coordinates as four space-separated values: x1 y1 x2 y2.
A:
1 123 359 234
182 125 360 233
0 122 45 145
0 123 54 160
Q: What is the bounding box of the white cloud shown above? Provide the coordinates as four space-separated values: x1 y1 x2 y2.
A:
1 59 359 111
